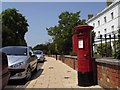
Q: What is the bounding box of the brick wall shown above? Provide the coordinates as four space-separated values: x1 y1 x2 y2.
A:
60 55 78 71
51 55 78 70
96 59 120 89
63 57 78 70
50 55 120 89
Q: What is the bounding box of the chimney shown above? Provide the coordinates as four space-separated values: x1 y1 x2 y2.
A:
106 0 113 6
88 14 94 20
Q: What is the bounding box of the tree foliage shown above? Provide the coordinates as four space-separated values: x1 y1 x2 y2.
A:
97 43 112 57
33 42 56 55
0 14 2 48
33 44 49 54
2 8 29 47
116 29 120 59
47 11 86 54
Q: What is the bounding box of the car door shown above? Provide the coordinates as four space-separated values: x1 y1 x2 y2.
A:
29 49 37 71
1 52 10 89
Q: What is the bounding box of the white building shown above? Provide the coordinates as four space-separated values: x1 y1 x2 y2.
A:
87 0 120 52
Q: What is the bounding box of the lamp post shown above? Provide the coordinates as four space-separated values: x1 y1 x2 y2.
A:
55 44 58 60
100 34 103 57
112 31 116 58
109 34 112 57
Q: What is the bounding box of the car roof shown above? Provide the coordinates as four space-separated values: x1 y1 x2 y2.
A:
33 50 42 52
2 46 29 49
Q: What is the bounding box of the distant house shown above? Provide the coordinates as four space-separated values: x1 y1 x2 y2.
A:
87 0 120 53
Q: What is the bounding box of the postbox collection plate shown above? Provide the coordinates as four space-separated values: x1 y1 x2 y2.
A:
78 39 83 48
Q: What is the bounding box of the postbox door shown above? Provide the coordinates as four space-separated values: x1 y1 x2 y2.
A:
77 36 93 72
72 34 78 52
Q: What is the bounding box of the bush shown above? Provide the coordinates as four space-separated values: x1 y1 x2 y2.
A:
116 49 120 59
97 43 112 57
70 51 77 56
116 29 120 59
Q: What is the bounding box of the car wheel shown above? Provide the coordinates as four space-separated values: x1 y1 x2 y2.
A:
41 58 44 63
25 67 32 81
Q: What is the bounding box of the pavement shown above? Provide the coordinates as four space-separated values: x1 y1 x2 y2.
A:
26 56 102 89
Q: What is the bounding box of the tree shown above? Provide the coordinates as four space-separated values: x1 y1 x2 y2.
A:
33 44 48 54
2 8 29 47
0 14 2 48
47 11 86 54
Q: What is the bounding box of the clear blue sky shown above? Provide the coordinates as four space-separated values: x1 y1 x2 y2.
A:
2 2 106 47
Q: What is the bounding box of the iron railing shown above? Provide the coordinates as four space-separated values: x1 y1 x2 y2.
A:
94 30 120 58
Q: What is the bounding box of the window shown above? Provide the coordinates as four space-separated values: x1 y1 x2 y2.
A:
104 16 107 23
98 31 100 36
98 31 100 34
111 25 114 31
111 12 114 19
98 20 100 26
104 29 107 33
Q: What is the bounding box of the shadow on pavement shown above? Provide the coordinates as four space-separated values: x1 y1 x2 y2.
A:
31 60 45 80
7 79 28 85
31 69 44 80
7 71 43 86
38 59 47 63
5 79 29 89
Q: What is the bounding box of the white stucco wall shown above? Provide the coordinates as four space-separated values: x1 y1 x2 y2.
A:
118 2 120 28
87 1 120 52
87 1 120 37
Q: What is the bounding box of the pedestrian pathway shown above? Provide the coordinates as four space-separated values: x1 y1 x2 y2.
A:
26 57 102 89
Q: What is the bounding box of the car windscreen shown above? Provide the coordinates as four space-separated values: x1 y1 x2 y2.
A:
33 51 42 54
2 47 27 56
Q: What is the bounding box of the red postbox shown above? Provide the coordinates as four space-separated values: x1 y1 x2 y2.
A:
72 25 94 86
72 34 78 52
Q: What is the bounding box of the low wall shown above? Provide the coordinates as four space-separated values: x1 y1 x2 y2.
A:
51 55 120 89
60 55 78 71
96 59 120 89
51 55 78 70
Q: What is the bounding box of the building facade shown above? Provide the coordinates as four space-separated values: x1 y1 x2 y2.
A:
87 0 120 53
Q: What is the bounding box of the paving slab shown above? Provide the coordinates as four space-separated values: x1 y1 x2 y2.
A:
26 56 102 89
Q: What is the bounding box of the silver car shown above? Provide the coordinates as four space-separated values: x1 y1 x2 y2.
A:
1 46 38 81
33 50 45 62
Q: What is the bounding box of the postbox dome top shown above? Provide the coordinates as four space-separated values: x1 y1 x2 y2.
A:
74 25 94 32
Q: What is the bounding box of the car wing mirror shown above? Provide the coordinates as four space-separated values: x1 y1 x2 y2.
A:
29 52 32 56
31 55 36 57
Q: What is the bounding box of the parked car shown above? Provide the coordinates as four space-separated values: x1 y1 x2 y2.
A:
33 50 45 62
0 52 10 89
1 46 38 81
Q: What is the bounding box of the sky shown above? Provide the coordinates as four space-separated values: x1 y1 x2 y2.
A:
2 2 106 47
